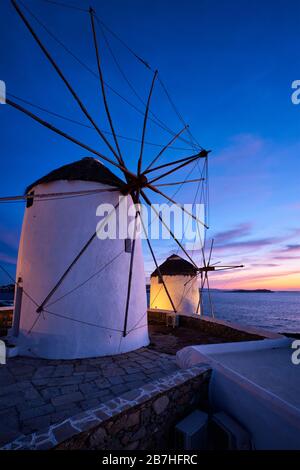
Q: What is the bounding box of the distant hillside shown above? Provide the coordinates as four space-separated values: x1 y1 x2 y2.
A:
229 289 273 293
0 284 15 293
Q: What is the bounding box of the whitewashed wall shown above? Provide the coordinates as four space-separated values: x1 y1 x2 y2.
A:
150 274 200 315
14 179 149 359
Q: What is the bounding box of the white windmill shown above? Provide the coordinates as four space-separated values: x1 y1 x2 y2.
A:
2 1 209 358
13 157 150 359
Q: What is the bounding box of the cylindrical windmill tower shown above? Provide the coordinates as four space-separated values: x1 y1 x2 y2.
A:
12 157 149 359
150 254 200 315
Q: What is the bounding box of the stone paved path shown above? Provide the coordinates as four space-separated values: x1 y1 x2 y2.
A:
0 348 178 446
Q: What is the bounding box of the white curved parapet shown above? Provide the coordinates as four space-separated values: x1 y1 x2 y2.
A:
176 337 291 369
0 80 6 104
176 337 300 449
0 340 6 365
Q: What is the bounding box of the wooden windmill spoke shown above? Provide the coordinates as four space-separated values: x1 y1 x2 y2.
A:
140 190 198 268
11 0 123 166
36 196 124 314
137 70 158 175
123 200 140 337
0 187 120 204
148 150 210 185
15 1 199 150
208 238 214 265
213 265 244 271
155 178 205 187
89 7 125 168
6 98 137 182
147 183 208 228
139 212 177 313
93 12 199 148
144 153 203 175
143 125 188 173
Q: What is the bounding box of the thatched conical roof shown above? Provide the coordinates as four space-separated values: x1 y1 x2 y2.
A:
26 157 125 193
151 254 197 277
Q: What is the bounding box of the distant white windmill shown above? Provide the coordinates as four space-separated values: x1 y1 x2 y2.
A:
150 254 199 315
150 247 244 318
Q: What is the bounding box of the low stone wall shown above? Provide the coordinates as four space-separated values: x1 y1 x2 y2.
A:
180 316 263 341
57 365 210 450
148 309 267 342
0 308 13 337
148 308 169 325
3 365 211 450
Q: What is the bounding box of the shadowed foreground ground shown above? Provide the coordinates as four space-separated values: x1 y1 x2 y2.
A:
148 323 256 355
0 348 178 446
0 318 263 446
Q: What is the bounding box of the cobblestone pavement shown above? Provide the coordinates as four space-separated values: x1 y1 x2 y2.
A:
0 348 178 446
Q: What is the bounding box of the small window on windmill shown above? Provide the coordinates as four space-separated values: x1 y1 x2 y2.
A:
158 275 163 284
26 191 35 208
125 238 132 253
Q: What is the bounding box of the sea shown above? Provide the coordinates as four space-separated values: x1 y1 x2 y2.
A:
0 291 14 308
147 289 300 334
1 289 300 334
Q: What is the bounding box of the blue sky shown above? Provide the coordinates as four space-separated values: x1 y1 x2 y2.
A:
0 0 300 289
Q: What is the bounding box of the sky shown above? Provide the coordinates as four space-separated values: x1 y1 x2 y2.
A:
0 0 299 290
